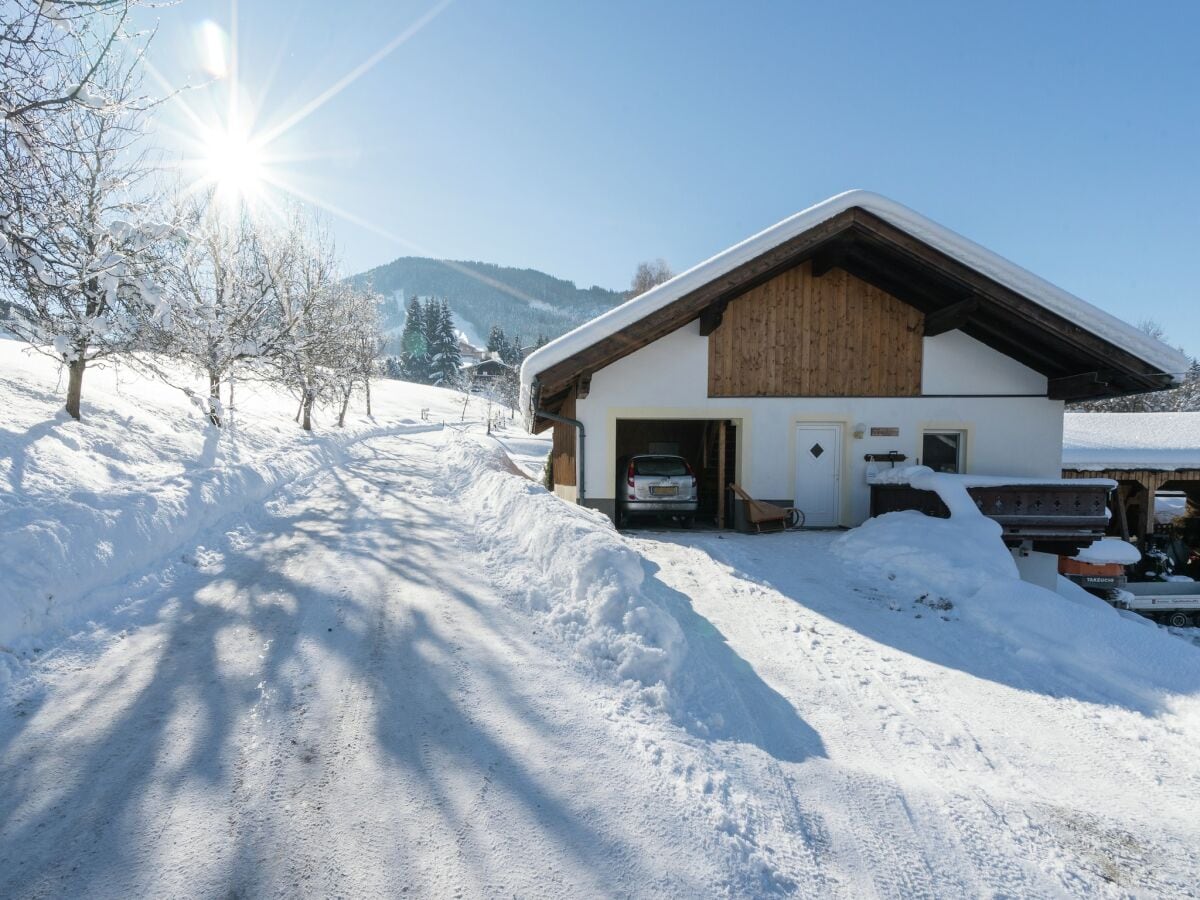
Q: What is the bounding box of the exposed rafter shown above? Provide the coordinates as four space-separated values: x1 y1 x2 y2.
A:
810 246 845 278
923 296 980 337
698 298 729 336
1048 371 1111 401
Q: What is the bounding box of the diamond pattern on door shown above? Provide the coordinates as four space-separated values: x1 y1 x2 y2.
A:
809 443 824 458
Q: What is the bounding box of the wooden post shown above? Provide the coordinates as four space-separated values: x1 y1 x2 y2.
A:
1128 480 1151 544
717 420 727 529
1113 485 1131 543
1138 475 1165 543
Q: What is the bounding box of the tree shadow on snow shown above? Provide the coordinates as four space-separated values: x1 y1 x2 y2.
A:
640 559 827 764
666 532 1200 718
0 434 689 898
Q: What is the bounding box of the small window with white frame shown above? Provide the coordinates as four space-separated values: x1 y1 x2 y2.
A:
922 430 965 473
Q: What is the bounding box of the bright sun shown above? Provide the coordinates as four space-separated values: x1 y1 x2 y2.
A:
200 127 266 203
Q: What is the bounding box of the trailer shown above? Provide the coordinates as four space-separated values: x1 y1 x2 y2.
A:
1114 581 1200 628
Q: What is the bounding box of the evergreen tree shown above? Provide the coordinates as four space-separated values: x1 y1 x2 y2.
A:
384 356 403 379
399 297 430 382
428 299 462 385
503 334 523 365
486 325 507 357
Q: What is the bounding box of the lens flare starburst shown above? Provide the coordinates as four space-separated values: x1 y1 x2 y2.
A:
197 123 266 205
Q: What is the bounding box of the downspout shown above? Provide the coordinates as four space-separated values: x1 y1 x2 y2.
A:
529 379 585 502
536 409 585 503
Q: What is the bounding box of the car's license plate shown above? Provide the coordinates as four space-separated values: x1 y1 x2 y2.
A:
650 485 678 496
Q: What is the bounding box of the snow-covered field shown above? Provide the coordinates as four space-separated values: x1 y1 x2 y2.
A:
3 336 1200 896
0 336 488 653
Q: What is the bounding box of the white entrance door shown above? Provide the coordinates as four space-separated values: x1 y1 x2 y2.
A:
795 424 841 526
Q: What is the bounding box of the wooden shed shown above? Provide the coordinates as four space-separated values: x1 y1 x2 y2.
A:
1062 412 1200 543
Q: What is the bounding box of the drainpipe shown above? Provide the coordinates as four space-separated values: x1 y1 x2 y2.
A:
536 407 586 503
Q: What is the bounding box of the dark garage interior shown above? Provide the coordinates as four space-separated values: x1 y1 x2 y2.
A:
615 418 737 528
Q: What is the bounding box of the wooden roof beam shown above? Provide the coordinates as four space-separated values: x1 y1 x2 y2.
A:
923 296 981 337
848 209 1168 384
698 298 729 336
810 245 845 278
1047 371 1111 401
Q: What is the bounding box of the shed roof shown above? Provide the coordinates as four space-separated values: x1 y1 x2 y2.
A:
521 191 1188 426
1063 412 1200 472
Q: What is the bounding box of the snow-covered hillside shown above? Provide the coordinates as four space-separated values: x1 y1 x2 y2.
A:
3 335 1200 896
0 336 535 652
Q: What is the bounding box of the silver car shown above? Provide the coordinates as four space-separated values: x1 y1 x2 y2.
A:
617 454 698 527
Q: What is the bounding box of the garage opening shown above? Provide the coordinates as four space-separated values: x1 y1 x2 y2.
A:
615 419 737 528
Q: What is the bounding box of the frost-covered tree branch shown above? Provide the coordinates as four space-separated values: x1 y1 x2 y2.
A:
0 42 168 420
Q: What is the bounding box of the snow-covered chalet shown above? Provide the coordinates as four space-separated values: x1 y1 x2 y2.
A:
519 191 1188 584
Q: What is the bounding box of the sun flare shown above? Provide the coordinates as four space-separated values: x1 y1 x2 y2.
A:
199 126 266 204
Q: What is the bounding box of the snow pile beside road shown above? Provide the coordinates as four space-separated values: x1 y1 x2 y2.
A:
833 470 1200 702
834 510 1017 602
444 438 687 707
0 336 476 651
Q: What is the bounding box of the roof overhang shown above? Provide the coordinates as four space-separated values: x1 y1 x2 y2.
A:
522 192 1187 430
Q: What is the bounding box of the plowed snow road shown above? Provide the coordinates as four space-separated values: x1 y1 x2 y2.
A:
0 432 725 898
5 427 1200 899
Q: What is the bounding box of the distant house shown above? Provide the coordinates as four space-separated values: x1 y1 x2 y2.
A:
1063 412 1200 543
463 354 514 393
519 191 1186 584
458 336 486 364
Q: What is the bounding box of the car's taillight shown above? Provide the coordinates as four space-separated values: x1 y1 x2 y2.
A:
686 461 697 490
627 462 636 488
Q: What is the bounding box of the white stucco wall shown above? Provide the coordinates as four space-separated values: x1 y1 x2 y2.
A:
923 331 1048 395
573 321 1065 526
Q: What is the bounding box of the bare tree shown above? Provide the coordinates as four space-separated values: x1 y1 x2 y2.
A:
0 50 166 420
151 190 289 425
270 209 350 431
1137 318 1166 343
333 286 383 427
629 258 673 298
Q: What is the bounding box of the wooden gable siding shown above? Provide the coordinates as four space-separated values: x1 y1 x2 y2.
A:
708 260 924 397
551 387 577 486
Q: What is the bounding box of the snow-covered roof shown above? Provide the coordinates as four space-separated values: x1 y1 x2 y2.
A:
521 191 1188 404
1063 412 1200 471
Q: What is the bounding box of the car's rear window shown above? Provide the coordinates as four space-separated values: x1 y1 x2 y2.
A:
633 457 687 477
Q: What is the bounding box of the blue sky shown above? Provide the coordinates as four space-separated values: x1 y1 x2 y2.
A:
145 1 1200 359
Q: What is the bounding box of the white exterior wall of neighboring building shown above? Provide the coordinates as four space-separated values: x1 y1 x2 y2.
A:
570 321 1065 527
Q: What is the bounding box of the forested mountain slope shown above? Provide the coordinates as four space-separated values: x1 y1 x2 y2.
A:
353 256 625 347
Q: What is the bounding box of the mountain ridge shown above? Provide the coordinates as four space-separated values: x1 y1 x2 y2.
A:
352 255 627 349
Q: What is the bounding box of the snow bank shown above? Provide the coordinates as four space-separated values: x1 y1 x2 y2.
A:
835 488 1200 708
0 336 480 650
838 465 1019 601
443 437 687 708
833 510 1017 602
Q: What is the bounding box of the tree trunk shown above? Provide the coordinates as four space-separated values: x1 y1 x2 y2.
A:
337 390 350 427
208 370 222 427
65 356 86 421
365 378 372 417
301 393 314 431
296 399 304 423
